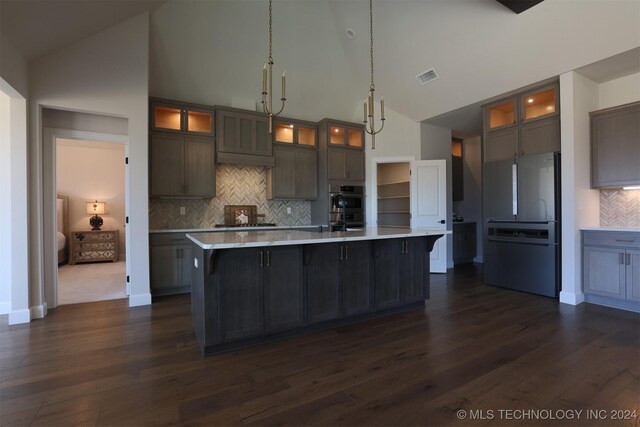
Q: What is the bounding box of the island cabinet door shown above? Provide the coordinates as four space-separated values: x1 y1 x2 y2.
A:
264 246 305 333
341 241 373 316
373 239 403 309
305 243 342 323
218 248 265 341
402 238 428 303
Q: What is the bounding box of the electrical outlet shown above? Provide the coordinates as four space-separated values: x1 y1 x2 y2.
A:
180 206 185 215
286 207 292 214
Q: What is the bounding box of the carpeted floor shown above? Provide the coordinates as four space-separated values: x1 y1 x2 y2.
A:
57 260 127 305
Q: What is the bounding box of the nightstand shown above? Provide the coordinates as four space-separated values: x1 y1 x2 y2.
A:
69 230 119 265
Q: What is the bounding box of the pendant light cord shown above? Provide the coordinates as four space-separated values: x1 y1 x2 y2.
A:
369 0 375 92
268 0 273 64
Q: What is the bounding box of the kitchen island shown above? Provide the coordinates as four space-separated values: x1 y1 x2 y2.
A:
188 227 447 355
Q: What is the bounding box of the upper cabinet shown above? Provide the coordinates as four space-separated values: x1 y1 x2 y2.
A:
149 98 215 198
327 124 364 149
151 99 214 136
215 107 273 167
483 83 560 162
591 101 640 189
319 119 365 183
274 118 317 147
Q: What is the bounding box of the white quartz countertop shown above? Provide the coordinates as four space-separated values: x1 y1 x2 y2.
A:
581 226 640 233
150 225 326 234
187 227 450 250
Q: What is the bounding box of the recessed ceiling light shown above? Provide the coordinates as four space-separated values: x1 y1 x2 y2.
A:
528 98 534 103
346 28 356 39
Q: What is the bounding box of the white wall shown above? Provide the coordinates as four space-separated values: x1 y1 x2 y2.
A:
598 72 640 109
420 123 453 269
29 12 150 315
452 135 483 263
0 92 10 314
0 32 29 322
559 71 601 305
0 33 28 98
365 104 421 226
56 140 126 255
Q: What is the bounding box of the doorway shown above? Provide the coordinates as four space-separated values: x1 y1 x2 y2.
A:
55 138 127 305
372 157 448 273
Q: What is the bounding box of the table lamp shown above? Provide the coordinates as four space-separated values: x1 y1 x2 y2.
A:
86 201 106 230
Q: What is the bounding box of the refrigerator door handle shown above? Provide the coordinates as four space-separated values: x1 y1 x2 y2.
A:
512 163 518 216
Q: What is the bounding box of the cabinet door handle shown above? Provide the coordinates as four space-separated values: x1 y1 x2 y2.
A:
616 239 635 243
340 245 344 261
626 253 631 265
346 170 350 179
345 245 349 260
266 250 271 267
260 250 264 268
619 253 624 265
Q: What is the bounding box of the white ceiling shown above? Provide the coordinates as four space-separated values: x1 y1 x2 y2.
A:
2 0 639 134
0 0 165 61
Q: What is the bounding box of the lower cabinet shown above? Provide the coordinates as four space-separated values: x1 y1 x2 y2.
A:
373 238 428 309
305 241 372 323
192 236 439 353
453 222 477 264
582 230 640 311
218 246 304 341
149 233 193 296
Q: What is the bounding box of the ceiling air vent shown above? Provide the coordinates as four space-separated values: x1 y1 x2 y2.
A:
416 68 439 86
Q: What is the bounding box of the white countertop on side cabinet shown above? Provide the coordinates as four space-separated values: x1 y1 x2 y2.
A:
581 227 640 233
187 227 450 250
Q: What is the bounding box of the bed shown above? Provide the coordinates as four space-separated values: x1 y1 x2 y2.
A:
57 193 69 265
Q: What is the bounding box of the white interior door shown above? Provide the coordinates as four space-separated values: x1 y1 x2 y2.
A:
411 160 447 273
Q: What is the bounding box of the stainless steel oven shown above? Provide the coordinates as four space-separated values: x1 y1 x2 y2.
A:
329 184 365 229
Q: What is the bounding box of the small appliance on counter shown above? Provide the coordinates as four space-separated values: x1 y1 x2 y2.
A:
329 184 365 230
215 205 276 228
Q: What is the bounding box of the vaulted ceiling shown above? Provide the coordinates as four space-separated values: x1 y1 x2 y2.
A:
2 0 639 131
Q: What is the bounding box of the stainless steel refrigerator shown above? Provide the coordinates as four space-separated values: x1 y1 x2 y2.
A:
483 152 560 297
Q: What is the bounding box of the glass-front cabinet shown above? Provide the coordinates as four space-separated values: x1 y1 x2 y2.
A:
486 98 517 130
328 124 364 149
274 118 317 147
151 99 214 136
521 84 558 123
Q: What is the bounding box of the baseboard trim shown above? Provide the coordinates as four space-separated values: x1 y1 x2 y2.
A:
8 309 30 325
0 300 10 315
129 293 151 307
559 291 585 306
30 303 47 319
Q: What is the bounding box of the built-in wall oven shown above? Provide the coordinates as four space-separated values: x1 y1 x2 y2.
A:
329 184 364 229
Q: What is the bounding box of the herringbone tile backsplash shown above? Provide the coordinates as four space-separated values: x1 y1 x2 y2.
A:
149 164 312 229
600 190 640 227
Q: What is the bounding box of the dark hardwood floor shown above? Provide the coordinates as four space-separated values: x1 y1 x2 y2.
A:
1 265 639 426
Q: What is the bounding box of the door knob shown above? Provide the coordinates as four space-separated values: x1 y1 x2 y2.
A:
439 220 446 224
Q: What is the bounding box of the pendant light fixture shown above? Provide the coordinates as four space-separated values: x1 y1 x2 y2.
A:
261 0 286 134
363 0 385 149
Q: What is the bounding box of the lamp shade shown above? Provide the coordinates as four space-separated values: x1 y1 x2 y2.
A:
86 201 106 215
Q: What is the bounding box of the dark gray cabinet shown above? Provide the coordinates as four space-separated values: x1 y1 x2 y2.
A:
305 243 342 323
150 133 215 198
453 222 477 264
215 107 273 167
266 145 318 200
218 245 304 341
373 238 428 309
327 147 365 181
582 230 640 311
305 241 372 323
150 98 214 136
149 233 193 296
483 83 560 163
590 101 640 188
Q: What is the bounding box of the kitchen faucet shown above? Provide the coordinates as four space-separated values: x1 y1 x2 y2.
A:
334 193 347 232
